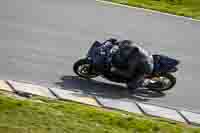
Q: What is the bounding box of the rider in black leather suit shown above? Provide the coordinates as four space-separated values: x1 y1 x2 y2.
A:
111 40 154 91
93 39 154 92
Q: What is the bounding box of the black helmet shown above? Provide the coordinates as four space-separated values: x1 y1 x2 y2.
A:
118 40 132 48
107 38 118 44
121 40 132 44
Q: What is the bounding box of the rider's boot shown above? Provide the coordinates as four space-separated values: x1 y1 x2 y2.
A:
127 75 144 94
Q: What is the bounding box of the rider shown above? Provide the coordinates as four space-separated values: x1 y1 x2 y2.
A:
111 40 154 91
93 38 154 91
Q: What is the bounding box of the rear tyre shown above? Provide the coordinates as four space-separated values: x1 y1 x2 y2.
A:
73 59 99 79
147 73 176 92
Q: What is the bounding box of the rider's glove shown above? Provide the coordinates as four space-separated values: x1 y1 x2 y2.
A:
110 45 119 54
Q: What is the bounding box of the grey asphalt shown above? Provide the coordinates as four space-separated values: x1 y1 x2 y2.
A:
0 0 200 111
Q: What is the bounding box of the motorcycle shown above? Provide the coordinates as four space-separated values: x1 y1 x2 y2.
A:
73 41 180 92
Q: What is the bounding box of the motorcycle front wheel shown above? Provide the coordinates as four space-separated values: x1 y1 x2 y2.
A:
146 73 176 92
73 59 99 79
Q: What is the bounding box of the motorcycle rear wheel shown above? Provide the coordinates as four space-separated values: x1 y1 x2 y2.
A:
146 73 176 92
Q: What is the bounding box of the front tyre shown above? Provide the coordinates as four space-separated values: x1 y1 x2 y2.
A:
73 59 99 79
147 73 176 92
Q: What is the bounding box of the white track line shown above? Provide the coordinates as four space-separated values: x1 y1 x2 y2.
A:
96 0 200 22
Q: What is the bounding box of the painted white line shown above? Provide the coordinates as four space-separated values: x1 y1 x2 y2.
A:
137 102 186 123
49 88 101 107
96 97 143 114
96 0 200 22
4 79 200 125
180 110 200 125
0 80 13 92
8 80 56 99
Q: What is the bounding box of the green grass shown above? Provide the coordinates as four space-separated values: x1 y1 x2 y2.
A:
0 94 199 133
109 0 200 19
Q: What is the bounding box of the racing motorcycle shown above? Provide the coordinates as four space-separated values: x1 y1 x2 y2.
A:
73 41 180 92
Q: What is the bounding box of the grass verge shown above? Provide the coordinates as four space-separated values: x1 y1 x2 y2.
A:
0 94 199 133
105 0 200 20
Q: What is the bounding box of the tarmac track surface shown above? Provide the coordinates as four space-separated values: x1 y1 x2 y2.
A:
0 0 200 111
